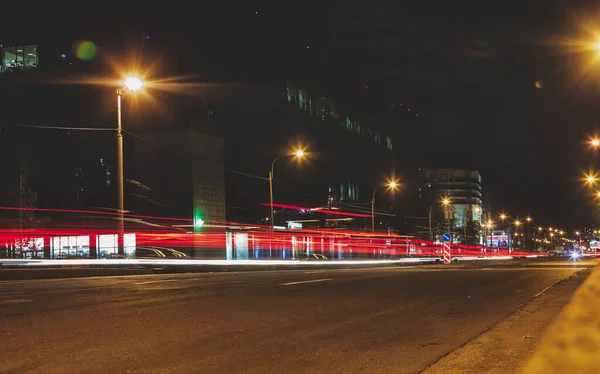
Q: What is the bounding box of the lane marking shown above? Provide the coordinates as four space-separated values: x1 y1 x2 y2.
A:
134 279 181 285
0 299 33 305
280 278 333 286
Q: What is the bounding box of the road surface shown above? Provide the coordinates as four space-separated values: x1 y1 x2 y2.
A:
0 260 595 373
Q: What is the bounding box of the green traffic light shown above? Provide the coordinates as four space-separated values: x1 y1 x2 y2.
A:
195 218 204 227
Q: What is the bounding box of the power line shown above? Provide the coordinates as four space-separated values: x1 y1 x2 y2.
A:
15 124 116 131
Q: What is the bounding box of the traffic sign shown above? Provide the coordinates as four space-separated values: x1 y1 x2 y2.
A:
442 233 452 242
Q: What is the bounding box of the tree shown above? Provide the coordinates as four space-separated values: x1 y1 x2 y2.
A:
18 160 38 226
430 206 456 241
458 220 482 245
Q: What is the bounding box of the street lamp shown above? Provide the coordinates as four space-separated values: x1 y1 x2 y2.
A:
513 220 521 250
371 179 399 233
591 138 600 148
484 220 494 247
584 172 598 186
440 196 453 234
269 149 305 228
116 75 144 254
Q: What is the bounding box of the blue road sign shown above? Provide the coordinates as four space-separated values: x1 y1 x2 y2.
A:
442 233 452 242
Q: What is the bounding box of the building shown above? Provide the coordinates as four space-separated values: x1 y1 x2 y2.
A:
0 39 226 237
206 81 397 230
420 169 483 244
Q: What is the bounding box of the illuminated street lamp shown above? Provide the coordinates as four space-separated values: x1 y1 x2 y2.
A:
439 196 453 234
269 149 305 228
513 220 522 250
116 75 144 253
591 138 600 148
584 173 598 186
372 179 399 233
484 220 494 247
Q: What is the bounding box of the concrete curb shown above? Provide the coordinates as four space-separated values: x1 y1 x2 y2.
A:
521 263 600 373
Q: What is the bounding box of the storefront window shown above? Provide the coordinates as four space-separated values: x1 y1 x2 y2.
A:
51 236 90 258
97 234 118 258
124 233 136 259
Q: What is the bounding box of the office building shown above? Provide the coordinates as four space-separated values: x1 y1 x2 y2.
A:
420 169 483 243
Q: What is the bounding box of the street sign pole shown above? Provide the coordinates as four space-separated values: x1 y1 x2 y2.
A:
442 232 452 264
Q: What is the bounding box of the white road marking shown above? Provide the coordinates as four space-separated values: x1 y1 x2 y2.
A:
0 299 33 305
134 279 181 285
280 278 333 286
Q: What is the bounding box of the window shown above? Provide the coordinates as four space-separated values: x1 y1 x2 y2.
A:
1 45 38 72
375 133 381 144
386 136 393 150
348 181 353 200
299 89 310 111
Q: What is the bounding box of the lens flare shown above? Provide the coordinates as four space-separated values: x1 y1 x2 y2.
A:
73 40 97 61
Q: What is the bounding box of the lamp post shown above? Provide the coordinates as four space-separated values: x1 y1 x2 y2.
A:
116 75 143 256
371 180 398 233
269 149 305 228
513 219 521 251
441 197 451 235
484 221 494 248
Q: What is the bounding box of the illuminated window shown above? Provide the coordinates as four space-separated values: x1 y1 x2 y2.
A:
375 133 381 144
1 45 38 72
298 89 310 111
97 234 118 258
386 136 393 150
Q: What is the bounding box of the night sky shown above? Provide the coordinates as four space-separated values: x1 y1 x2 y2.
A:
5 1 600 229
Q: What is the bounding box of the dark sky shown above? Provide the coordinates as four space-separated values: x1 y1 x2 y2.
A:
5 1 600 229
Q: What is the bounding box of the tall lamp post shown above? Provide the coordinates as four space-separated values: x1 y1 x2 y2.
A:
269 149 305 228
371 180 398 233
116 75 144 255
525 216 532 251
513 219 521 251
484 220 494 248
441 197 451 235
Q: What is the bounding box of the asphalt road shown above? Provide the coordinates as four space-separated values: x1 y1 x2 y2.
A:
0 260 595 373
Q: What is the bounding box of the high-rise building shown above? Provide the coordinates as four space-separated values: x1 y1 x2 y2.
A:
420 169 483 243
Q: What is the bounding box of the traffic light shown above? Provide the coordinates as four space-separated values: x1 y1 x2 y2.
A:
195 218 204 228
